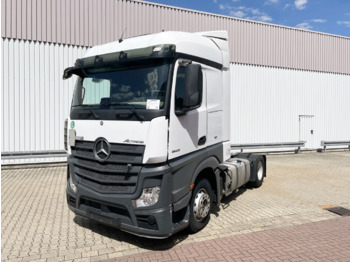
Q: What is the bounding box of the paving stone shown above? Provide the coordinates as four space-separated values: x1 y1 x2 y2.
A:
81 250 98 258
107 252 124 259
64 252 82 260
2 151 350 261
90 254 109 261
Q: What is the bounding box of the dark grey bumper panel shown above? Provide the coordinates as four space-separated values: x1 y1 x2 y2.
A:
66 158 189 238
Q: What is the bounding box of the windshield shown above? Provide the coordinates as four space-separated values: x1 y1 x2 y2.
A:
72 60 170 111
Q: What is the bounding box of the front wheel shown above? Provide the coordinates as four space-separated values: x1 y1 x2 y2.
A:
188 179 213 233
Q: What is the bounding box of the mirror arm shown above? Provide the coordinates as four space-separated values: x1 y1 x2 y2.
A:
62 67 75 80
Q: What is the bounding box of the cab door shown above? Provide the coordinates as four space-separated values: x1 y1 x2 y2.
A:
168 60 207 160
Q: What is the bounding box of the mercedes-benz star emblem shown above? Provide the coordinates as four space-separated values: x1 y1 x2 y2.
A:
93 138 111 162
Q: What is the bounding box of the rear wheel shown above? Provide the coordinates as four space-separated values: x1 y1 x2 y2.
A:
188 179 213 233
251 157 265 188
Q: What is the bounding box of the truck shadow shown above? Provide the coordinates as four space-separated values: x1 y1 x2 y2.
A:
73 186 251 251
73 216 190 251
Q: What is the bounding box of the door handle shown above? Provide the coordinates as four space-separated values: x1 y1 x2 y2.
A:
198 136 206 146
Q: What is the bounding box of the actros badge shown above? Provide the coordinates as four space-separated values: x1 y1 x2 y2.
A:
93 138 111 162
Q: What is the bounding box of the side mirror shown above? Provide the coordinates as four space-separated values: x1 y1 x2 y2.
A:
182 64 203 110
62 67 75 80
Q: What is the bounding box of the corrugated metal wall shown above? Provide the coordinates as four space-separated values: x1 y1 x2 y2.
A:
2 39 348 162
1 0 350 164
1 38 88 163
2 0 350 74
230 63 350 149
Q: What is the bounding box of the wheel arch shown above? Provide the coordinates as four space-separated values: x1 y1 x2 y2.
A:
191 156 220 203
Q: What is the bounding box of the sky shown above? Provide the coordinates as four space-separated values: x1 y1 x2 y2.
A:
143 0 350 37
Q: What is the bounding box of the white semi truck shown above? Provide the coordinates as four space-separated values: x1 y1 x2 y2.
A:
63 30 266 238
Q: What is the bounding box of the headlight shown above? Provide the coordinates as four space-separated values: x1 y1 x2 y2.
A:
133 186 160 208
69 175 77 193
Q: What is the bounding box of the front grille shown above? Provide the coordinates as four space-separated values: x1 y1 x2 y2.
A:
69 140 145 194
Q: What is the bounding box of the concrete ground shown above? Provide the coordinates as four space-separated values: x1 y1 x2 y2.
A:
1 151 350 261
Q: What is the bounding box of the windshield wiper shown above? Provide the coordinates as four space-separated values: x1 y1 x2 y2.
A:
71 105 100 119
107 102 145 121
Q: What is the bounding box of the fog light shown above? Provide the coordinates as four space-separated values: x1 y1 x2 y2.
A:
133 186 160 208
69 175 77 193
147 216 156 225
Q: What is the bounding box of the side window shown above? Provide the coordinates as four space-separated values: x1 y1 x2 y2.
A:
174 63 203 112
175 66 186 110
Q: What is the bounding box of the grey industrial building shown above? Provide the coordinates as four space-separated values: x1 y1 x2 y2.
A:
1 0 350 164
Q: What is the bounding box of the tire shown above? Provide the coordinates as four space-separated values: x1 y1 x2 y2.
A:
251 157 265 188
188 179 213 233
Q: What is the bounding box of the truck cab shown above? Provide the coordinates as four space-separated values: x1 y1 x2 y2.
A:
64 31 266 238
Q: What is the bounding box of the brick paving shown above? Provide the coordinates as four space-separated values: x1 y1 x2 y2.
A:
106 216 350 262
1 151 350 261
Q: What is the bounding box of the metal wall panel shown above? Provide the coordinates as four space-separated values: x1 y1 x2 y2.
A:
1 39 349 164
1 38 88 164
2 1 350 164
1 0 350 74
230 63 350 150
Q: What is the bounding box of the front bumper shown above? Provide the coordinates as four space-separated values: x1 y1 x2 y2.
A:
67 192 177 238
66 160 190 238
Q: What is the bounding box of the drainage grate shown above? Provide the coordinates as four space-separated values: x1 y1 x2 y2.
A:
325 206 350 217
